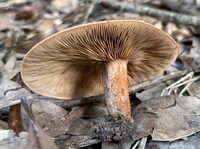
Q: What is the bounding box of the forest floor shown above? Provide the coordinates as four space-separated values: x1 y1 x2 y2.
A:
0 0 200 149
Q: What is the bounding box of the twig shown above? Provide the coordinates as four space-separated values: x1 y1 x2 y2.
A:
159 0 196 15
161 72 200 96
99 1 200 26
138 137 147 149
128 70 191 94
35 69 200 109
161 72 194 96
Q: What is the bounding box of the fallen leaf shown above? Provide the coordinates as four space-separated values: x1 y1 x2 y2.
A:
154 21 163 30
2 60 21 79
165 22 178 37
51 0 78 14
21 97 58 149
0 15 17 31
44 106 86 137
36 19 55 32
63 118 101 148
2 51 16 76
43 95 200 147
131 96 200 141
136 83 167 101
13 34 44 54
146 132 200 149
187 82 200 98
0 78 31 109
27 100 68 128
8 103 24 135
13 26 57 54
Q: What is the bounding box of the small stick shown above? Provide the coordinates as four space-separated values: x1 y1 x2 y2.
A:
132 140 141 149
161 71 200 96
161 72 194 96
179 78 199 96
99 1 200 26
35 70 196 109
138 137 147 149
128 70 190 94
169 77 200 95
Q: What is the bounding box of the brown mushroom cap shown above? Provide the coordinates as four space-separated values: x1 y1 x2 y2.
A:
21 20 179 99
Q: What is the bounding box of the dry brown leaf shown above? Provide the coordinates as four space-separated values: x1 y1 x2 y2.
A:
131 96 200 141
44 106 86 137
28 100 68 128
21 98 58 149
136 83 167 101
154 21 163 30
187 82 200 98
26 122 58 149
146 132 200 149
61 115 134 148
63 118 100 148
178 27 192 37
5 29 15 49
179 36 200 69
8 103 24 135
2 59 21 79
51 0 78 14
43 106 109 148
165 23 191 41
0 15 17 31
178 56 194 68
45 105 134 148
14 26 57 54
0 78 31 109
43 95 200 147
2 51 16 78
36 19 55 33
165 22 178 37
13 35 43 54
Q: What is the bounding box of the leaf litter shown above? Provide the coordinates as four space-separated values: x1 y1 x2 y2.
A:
0 0 200 148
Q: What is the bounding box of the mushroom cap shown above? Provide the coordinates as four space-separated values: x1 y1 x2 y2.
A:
21 20 179 99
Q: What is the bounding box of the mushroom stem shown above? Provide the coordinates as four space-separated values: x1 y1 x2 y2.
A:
105 59 131 121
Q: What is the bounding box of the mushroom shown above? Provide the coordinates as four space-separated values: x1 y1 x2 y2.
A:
21 20 179 121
